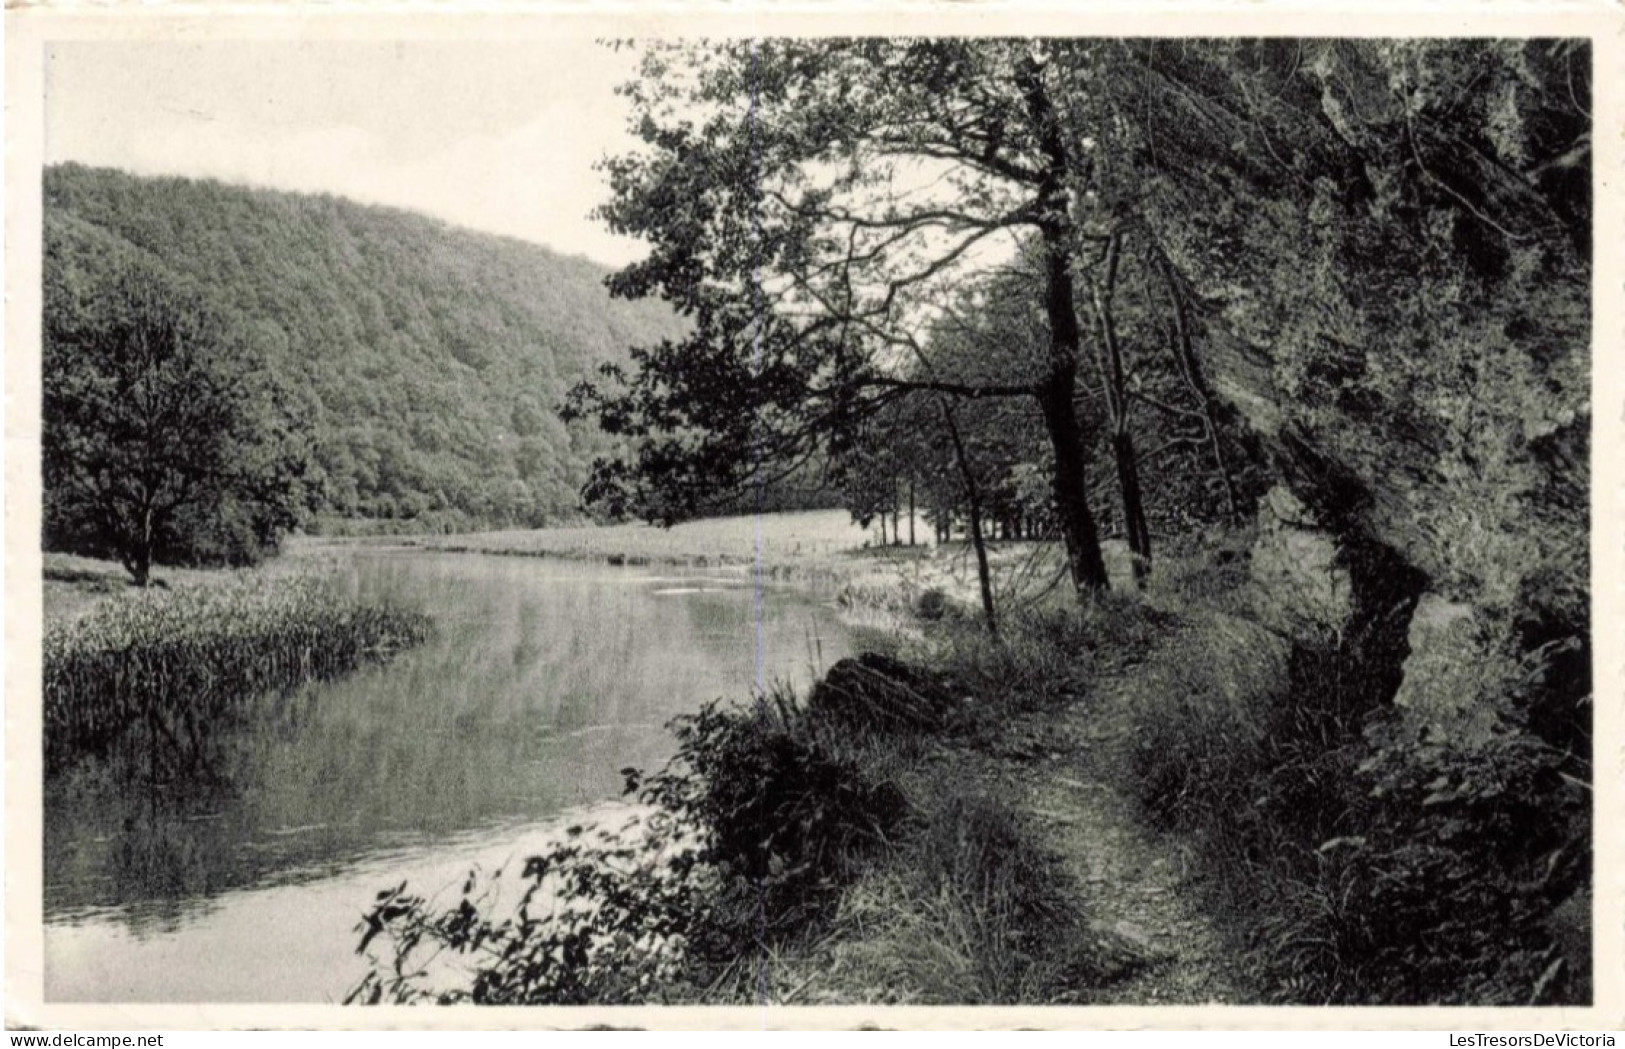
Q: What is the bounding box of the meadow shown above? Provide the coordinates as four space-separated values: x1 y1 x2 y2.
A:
390 509 889 569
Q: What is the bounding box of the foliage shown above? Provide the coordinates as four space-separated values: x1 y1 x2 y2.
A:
806 653 963 735
351 687 908 1004
44 163 684 532
350 814 715 1005
1320 713 1589 1003
44 576 431 775
915 587 951 622
574 39 1126 594
633 692 909 929
1119 603 1589 1004
43 217 319 583
910 598 1175 731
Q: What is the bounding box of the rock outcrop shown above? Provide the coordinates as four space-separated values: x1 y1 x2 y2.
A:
808 653 962 734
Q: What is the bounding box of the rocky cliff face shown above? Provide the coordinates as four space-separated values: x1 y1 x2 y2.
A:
1127 41 1590 737
1200 311 1588 740
1094 40 1590 1002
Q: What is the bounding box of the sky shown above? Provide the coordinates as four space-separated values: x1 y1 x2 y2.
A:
44 40 650 267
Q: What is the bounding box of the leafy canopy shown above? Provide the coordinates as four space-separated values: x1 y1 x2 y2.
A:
43 213 318 582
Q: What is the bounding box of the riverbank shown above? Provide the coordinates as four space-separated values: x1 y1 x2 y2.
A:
46 512 1583 1005
310 509 880 571
303 509 1098 611
42 544 861 1001
328 520 1215 1006
349 565 1255 1005
347 525 1587 1007
719 599 1250 1006
741 549 1585 1006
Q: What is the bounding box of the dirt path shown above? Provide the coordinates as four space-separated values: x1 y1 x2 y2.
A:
960 649 1248 1004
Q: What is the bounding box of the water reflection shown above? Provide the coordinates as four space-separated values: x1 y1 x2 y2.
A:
44 551 848 1001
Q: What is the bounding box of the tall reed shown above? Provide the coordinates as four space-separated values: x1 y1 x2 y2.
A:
44 576 431 772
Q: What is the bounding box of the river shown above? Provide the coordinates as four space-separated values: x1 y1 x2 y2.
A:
42 550 850 1002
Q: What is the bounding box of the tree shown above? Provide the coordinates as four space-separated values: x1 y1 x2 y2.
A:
573 39 1121 597
43 221 318 585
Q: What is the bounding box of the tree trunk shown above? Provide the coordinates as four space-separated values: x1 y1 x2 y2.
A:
1156 251 1241 522
1113 430 1152 587
908 482 916 546
1089 231 1152 587
132 505 155 587
1037 376 1110 595
1035 223 1112 594
1020 52 1111 598
940 401 997 637
878 512 887 547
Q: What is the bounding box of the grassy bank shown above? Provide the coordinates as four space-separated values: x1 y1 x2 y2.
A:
342 509 1129 637
319 509 1071 608
44 552 233 627
1108 606 1589 1005
347 533 1589 1006
348 593 1175 1006
44 574 431 774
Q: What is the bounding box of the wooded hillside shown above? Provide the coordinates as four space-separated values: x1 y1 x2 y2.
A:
44 163 683 531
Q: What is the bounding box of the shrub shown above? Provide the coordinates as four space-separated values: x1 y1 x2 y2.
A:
351 685 909 1004
351 814 716 1005
1320 714 1589 1003
914 587 951 621
633 690 909 939
1119 607 1590 1005
806 653 962 734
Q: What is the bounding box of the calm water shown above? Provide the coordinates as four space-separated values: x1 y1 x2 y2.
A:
42 551 849 1002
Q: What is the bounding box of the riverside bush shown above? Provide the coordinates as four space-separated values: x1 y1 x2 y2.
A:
351 686 909 1004
632 690 909 940
1320 713 1590 1003
44 576 431 773
1122 608 1589 1004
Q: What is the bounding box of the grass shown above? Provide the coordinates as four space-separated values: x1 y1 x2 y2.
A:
794 783 1143 1005
698 597 1174 1005
42 552 233 626
44 574 431 774
1095 538 1591 1005
377 509 882 569
324 509 1123 622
